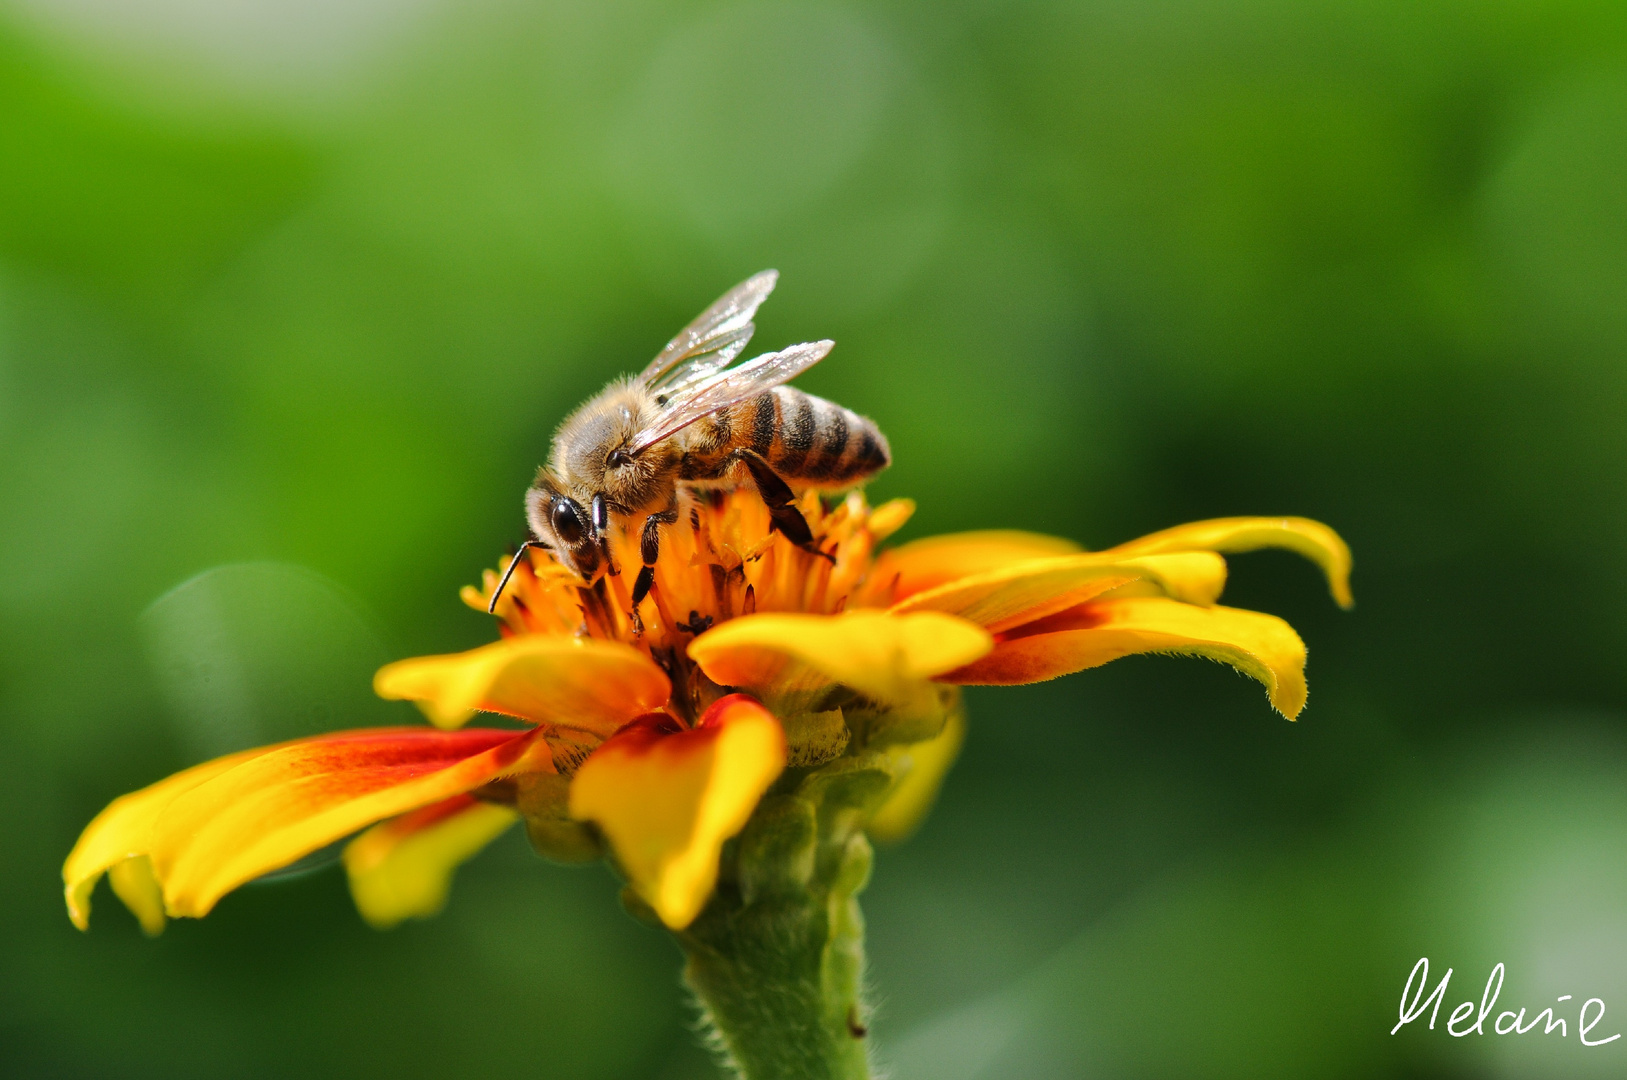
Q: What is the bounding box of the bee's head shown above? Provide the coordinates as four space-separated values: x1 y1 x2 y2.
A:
551 382 676 510
524 473 600 581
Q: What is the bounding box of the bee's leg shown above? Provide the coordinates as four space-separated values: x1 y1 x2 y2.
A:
730 449 835 562
631 498 681 615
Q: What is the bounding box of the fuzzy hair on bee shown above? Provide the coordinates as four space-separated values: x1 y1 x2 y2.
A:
540 378 681 514
493 271 890 620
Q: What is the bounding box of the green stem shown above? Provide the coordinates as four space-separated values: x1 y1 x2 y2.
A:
674 759 891 1080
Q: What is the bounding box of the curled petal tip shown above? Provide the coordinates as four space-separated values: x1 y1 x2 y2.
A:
946 598 1308 719
570 695 786 929
1271 676 1307 721
64 884 90 932
1107 515 1352 611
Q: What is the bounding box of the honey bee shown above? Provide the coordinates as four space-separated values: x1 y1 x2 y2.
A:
491 270 890 620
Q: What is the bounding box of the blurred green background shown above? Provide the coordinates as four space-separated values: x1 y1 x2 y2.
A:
4 0 1627 1076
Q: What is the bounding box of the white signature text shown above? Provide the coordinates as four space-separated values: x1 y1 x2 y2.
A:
1392 958 1619 1046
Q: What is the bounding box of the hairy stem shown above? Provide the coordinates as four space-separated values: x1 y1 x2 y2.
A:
674 759 889 1080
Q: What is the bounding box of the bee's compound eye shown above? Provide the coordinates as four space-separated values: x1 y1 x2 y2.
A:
551 498 584 544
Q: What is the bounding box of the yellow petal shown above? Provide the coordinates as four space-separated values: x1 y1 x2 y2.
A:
1097 552 1231 606
890 551 1228 633
687 611 993 707
64 745 265 931
946 597 1310 719
374 635 670 733
868 708 966 844
569 696 786 929
1105 516 1353 609
150 726 549 919
106 856 167 937
344 794 519 930
865 497 916 540
865 530 1083 603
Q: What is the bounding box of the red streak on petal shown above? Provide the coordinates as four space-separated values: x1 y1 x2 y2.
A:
697 693 768 730
996 602 1112 642
375 793 484 840
246 726 535 793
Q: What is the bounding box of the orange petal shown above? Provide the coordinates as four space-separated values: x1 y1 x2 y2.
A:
344 794 519 929
569 695 786 929
687 610 992 707
945 597 1310 719
865 530 1083 603
374 635 670 733
149 726 548 919
1104 516 1353 609
890 551 1228 633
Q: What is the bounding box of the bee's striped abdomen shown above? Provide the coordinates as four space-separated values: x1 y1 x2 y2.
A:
773 387 818 474
676 387 889 488
767 386 889 486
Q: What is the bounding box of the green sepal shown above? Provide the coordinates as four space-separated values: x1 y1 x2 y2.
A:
513 772 602 864
845 682 957 750
795 754 895 845
619 884 665 928
780 707 851 767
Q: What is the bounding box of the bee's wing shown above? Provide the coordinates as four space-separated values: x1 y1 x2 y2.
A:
638 270 779 395
629 340 834 454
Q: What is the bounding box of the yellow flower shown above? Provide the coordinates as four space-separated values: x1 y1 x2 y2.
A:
63 488 1349 935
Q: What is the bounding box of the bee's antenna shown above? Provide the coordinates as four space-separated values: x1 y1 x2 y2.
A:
489 541 547 613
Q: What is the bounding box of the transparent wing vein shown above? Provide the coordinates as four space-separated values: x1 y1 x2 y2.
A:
630 340 835 453
639 271 779 396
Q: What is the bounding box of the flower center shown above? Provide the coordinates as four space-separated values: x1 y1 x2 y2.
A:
470 489 914 722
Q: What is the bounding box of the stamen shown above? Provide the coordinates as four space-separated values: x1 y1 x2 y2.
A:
709 564 732 619
647 645 696 726
754 543 778 608
582 580 620 639
479 490 891 673
602 559 631 612
573 598 596 638
805 548 835 612
646 577 682 639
